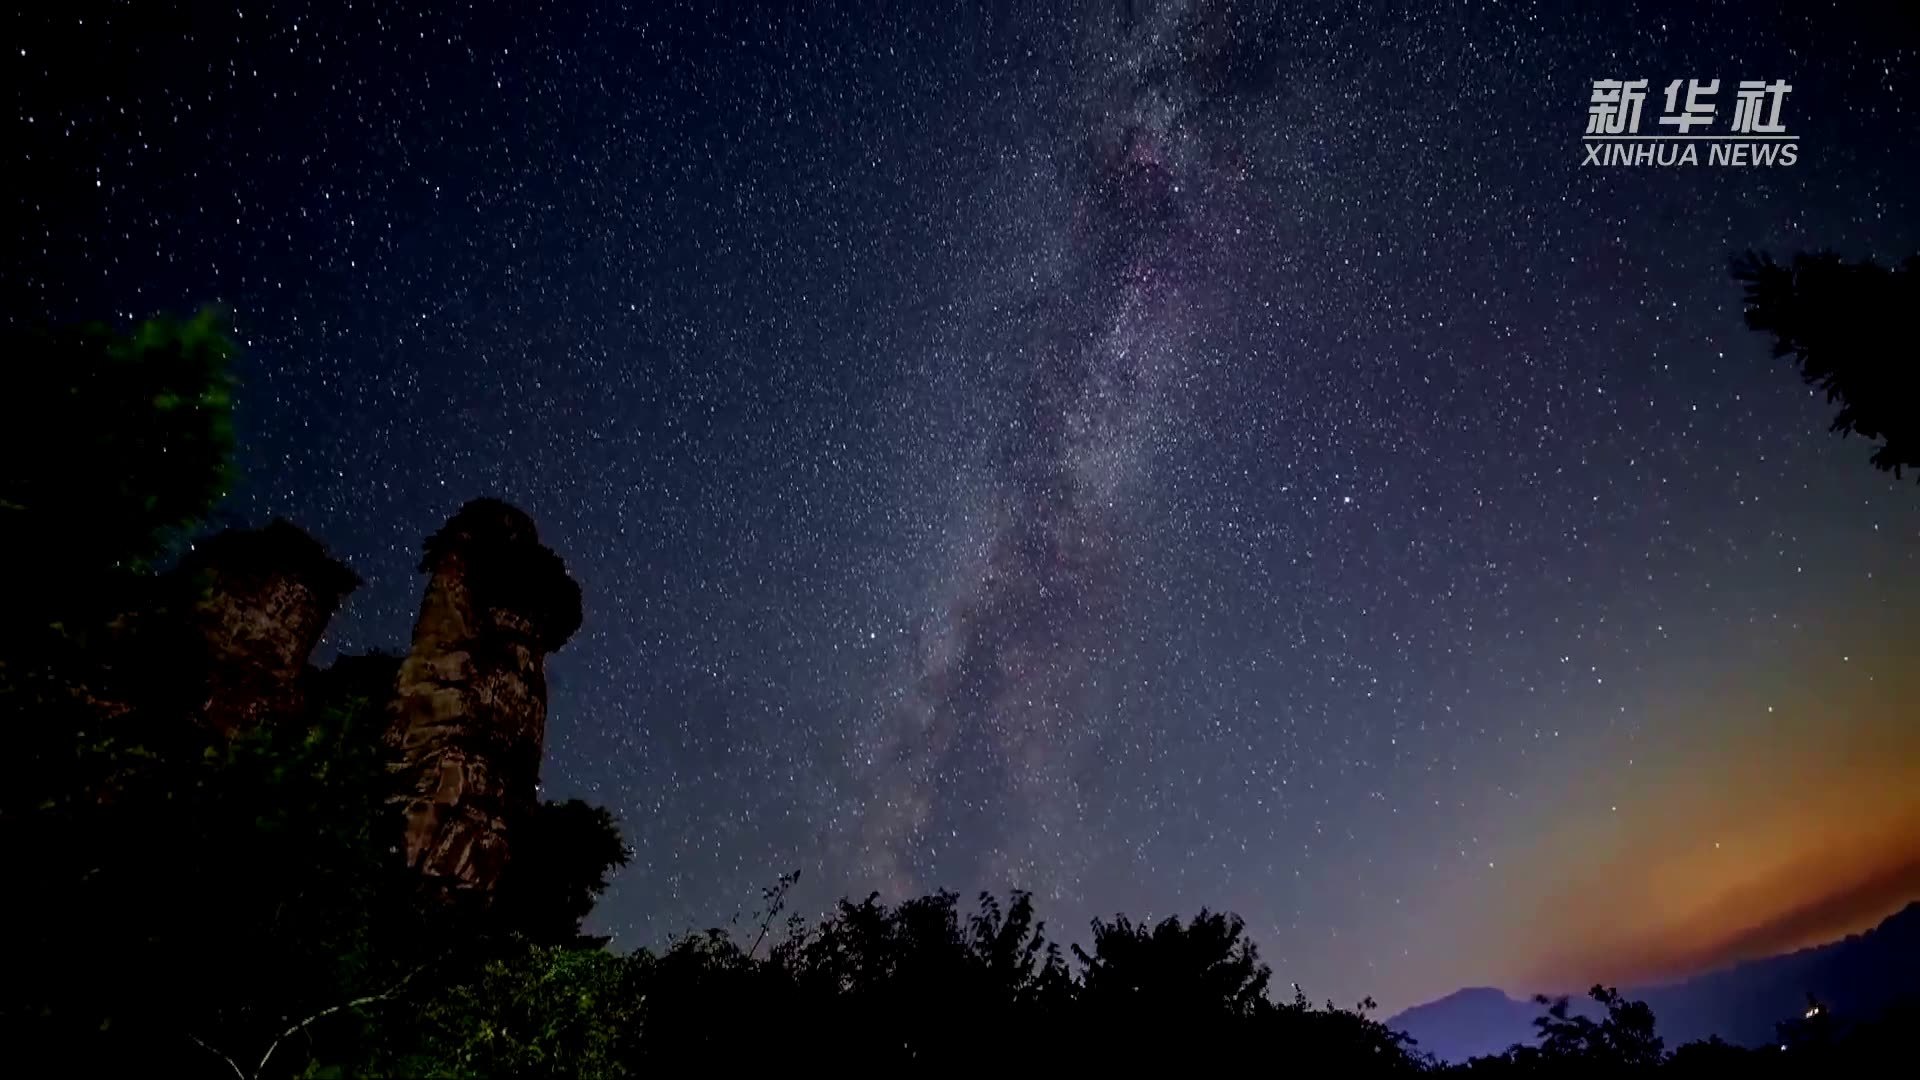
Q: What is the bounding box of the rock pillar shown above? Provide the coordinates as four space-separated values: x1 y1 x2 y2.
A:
179 520 360 734
388 498 582 902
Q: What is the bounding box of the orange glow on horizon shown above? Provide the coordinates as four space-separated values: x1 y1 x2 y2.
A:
1497 605 1920 993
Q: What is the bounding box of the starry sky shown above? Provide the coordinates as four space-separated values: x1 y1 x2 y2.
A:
8 1 1920 1013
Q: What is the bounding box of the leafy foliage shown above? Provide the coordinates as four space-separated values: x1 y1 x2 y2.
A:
1 306 238 578
1495 985 1666 1072
365 943 643 1079
494 799 632 947
4 655 414 1077
608 887 1415 1072
1440 984 1920 1075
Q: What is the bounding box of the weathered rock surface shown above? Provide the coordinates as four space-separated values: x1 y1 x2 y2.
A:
178 520 361 734
387 498 582 903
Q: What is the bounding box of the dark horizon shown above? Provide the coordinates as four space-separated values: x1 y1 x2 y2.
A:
6 0 1919 1017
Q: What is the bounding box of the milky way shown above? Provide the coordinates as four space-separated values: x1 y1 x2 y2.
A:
857 3 1251 899
7 1 1919 1013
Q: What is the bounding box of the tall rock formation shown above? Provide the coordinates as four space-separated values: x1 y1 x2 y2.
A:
387 498 582 903
178 520 361 733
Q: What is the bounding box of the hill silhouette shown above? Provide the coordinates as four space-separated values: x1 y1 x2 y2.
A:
1390 901 1920 1061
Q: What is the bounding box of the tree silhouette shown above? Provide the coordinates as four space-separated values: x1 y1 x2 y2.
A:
1530 985 1665 1069
1 307 237 581
1733 251 1920 479
494 799 633 947
1074 908 1270 1023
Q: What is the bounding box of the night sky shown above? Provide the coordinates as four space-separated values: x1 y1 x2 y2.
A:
9 1 1920 1013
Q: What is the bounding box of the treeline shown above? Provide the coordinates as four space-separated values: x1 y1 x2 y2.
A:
3 311 1913 1077
378 904 1915 1075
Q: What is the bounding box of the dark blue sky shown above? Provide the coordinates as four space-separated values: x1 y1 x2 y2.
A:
8 1 1919 1011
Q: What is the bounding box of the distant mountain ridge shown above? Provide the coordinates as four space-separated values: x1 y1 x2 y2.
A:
1387 901 1920 1063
